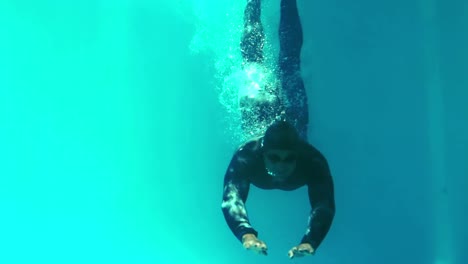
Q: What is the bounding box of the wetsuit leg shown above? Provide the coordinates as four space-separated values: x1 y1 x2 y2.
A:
239 0 281 138
240 0 264 66
278 0 309 140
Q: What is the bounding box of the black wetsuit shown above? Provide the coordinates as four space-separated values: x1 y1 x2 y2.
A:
221 138 335 251
221 0 335 252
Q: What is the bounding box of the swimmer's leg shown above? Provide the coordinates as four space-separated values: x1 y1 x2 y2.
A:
240 0 264 66
278 0 309 140
239 0 268 137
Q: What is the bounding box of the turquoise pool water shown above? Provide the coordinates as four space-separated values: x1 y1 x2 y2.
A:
0 1 466 263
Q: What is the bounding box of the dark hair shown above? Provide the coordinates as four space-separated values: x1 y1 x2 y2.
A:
262 120 300 150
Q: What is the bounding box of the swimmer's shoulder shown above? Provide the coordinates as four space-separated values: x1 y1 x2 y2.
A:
234 136 263 158
298 140 328 164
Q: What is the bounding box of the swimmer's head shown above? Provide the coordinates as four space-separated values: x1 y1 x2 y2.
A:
261 121 299 178
261 120 300 151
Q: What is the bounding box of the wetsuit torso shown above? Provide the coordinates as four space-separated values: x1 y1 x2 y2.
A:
221 138 335 251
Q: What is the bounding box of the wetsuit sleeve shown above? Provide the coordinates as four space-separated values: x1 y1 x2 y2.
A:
301 156 336 251
221 150 258 243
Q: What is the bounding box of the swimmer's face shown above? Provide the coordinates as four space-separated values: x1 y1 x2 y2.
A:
263 149 297 178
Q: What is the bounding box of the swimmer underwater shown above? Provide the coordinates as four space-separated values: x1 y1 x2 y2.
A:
221 0 336 259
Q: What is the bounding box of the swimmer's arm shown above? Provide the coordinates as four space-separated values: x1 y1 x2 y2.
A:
221 152 258 242
301 157 336 252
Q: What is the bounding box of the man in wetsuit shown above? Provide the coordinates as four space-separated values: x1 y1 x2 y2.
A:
221 0 335 259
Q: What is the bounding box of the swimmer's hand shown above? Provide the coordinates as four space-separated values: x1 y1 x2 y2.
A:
287 243 314 259
242 234 268 256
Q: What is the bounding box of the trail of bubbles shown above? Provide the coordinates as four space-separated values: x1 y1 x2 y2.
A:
188 1 244 144
188 0 280 145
